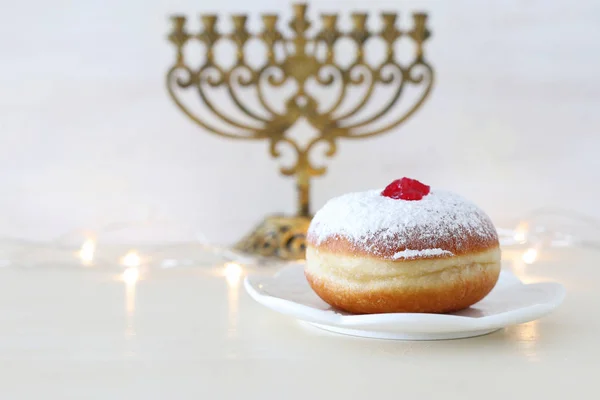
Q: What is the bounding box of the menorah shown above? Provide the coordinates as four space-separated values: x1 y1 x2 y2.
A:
166 2 434 260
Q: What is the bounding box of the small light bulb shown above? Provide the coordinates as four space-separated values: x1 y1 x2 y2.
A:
522 248 538 265
514 222 528 244
123 267 140 285
79 239 96 265
122 251 141 268
224 262 243 287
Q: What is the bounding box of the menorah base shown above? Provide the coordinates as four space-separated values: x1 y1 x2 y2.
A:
234 215 312 260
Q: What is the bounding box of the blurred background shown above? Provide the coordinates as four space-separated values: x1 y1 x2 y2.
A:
1 0 599 246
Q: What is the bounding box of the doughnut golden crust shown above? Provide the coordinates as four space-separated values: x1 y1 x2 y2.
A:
305 247 500 314
305 186 501 314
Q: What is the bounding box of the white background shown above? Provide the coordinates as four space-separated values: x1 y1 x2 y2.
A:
1 0 599 245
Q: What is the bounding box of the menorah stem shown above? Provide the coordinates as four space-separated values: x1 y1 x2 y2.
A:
296 172 311 218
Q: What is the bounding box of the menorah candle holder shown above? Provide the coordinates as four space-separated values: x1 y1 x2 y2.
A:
166 2 434 260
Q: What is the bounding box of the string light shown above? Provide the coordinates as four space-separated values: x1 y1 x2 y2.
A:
2 208 599 271
123 267 140 285
121 250 141 268
521 248 538 265
121 250 141 285
513 222 528 244
224 262 243 287
78 238 96 266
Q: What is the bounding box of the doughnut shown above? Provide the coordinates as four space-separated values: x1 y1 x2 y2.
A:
305 177 501 314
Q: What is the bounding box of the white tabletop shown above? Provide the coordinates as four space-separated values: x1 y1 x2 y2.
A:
0 247 597 399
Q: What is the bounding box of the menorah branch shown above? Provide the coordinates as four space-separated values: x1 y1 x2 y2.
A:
226 66 271 124
166 66 254 140
345 63 434 139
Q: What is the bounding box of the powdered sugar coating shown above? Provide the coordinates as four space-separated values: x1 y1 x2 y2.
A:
307 189 498 260
392 248 454 260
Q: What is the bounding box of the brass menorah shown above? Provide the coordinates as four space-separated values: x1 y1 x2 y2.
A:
166 2 434 260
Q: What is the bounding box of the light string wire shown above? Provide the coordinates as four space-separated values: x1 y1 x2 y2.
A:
0 208 598 270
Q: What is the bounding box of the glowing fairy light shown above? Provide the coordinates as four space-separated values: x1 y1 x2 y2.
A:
120 250 141 285
121 250 141 268
522 248 538 265
513 222 528 244
78 238 96 265
122 262 139 338
123 267 140 285
224 262 243 287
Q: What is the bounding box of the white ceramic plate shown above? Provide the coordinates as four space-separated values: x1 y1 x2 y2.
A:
244 264 566 340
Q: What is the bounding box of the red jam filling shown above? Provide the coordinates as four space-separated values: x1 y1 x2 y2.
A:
381 177 430 201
